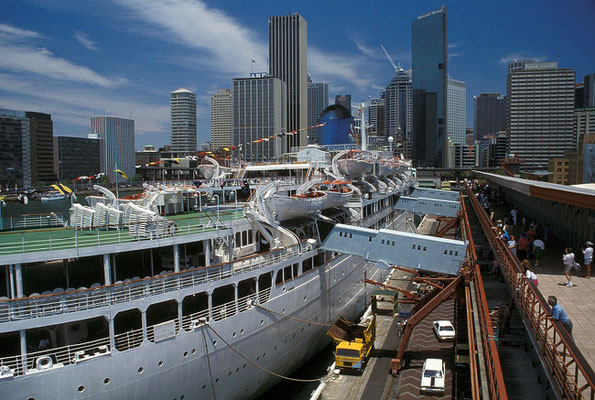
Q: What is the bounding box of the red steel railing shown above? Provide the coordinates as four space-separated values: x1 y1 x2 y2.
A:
464 183 595 400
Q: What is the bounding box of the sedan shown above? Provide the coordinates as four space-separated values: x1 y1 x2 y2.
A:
433 320 455 341
420 358 445 394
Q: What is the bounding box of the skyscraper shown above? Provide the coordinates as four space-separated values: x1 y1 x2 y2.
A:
447 77 466 145
170 88 197 152
473 93 506 141
507 61 575 168
335 94 351 111
411 6 447 167
90 116 135 182
368 95 385 137
54 136 100 181
583 73 595 108
307 82 329 144
385 69 413 143
211 88 232 151
269 13 307 150
232 76 287 161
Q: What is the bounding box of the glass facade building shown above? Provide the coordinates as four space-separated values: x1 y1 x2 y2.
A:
473 93 506 142
54 136 100 181
307 82 328 144
90 116 135 182
411 6 447 167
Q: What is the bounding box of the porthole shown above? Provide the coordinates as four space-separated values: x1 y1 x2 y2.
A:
181 396 185 400
257 356 260 361
213 340 217 346
77 386 85 393
303 296 307 302
236 367 240 372
158 360 164 367
104 377 110 385
263 352 266 358
191 348 196 354
282 309 286 313
215 378 219 383
282 287 286 292
240 329 244 334
274 346 277 350
138 367 144 374
228 371 232 376
243 363 246 368
233 332 237 338
202 384 206 390
27 397 35 400
184 351 188 357
301 327 304 332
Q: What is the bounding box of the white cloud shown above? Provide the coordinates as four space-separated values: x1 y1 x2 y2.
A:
354 39 380 59
498 54 546 65
308 47 379 92
448 41 463 49
114 0 268 75
449 52 463 58
0 23 42 39
75 32 98 51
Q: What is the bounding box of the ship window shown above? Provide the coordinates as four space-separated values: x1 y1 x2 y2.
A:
258 273 272 303
412 244 416 249
182 292 208 329
114 309 142 351
392 241 395 246
284 266 292 281
339 232 343 237
444 249 448 255
235 232 241 245
381 239 385 244
417 245 421 250
369 236 372 242
248 230 253 244
104 378 110 385
455 251 458 256
212 285 236 321
238 278 256 312
275 269 284 285
423 246 427 251
349 233 353 238
78 386 85 393
302 257 313 273
242 231 248 246
147 300 179 341
449 250 453 255
314 252 325 268
293 263 299 278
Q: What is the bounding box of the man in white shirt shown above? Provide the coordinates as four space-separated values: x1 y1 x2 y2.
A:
583 241 593 279
533 238 545 267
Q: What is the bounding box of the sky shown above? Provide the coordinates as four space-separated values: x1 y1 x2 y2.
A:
0 0 593 150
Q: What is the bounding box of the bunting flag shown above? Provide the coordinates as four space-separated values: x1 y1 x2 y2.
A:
168 158 180 165
114 169 129 180
73 175 91 182
148 160 163 166
50 184 66 195
222 147 230 151
95 173 105 180
231 145 236 151
59 183 73 194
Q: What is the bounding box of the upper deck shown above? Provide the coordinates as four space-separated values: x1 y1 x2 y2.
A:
0 208 244 265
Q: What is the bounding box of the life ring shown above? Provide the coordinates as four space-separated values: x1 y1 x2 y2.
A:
36 355 53 370
167 223 177 236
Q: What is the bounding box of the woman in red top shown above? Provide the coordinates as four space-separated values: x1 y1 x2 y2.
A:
517 232 530 261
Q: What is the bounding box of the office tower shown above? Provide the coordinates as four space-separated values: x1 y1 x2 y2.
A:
385 69 413 155
507 58 536 74
90 116 135 182
507 61 575 169
335 94 352 111
232 76 287 161
473 93 506 141
583 73 595 108
453 144 476 168
0 108 54 188
465 127 474 145
269 13 307 150
54 136 100 181
447 77 466 145
411 6 447 167
308 82 329 144
170 88 197 152
574 107 595 152
494 130 509 162
211 88 232 151
368 95 385 137
575 83 585 109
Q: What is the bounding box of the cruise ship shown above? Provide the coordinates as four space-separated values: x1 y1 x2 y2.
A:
0 147 417 399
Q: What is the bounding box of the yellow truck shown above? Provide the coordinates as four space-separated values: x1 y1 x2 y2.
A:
327 299 377 373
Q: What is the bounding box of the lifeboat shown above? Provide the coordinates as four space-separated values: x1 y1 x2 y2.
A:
318 181 354 209
266 191 327 221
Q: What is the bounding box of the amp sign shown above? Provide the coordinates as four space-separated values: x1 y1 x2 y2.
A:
250 72 268 78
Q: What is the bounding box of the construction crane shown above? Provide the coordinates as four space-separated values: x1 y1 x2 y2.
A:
381 44 401 73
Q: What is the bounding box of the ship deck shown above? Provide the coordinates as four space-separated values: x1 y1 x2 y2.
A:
0 208 244 260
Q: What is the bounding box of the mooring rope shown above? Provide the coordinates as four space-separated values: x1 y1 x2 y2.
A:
254 304 333 327
201 326 217 399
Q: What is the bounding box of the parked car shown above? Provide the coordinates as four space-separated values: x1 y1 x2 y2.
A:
420 358 446 394
433 320 455 341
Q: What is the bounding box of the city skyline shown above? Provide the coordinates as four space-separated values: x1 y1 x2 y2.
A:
0 0 593 150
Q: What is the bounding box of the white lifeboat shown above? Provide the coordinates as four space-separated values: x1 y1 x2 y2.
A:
266 191 327 221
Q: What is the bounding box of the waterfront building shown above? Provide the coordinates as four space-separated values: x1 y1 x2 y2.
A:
269 13 307 150
90 116 135 182
170 88 197 152
54 136 100 181
411 6 448 167
232 76 287 161
447 77 466 145
385 70 413 158
473 93 506 141
335 94 351 112
0 108 54 188
307 82 329 144
211 88 233 151
507 61 575 169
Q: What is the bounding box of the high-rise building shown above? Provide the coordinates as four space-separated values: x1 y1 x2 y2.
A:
269 13 307 150
583 73 595 108
447 77 466 145
507 58 535 74
494 130 509 163
170 88 197 152
54 136 100 181
411 6 447 167
0 108 54 188
507 61 575 169
335 94 351 111
385 69 413 157
211 88 232 151
368 95 385 137
575 83 585 109
90 116 135 182
307 82 329 144
232 76 287 161
473 93 506 141
574 107 595 152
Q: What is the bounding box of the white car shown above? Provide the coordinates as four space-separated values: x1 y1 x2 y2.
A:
420 358 446 394
433 320 455 341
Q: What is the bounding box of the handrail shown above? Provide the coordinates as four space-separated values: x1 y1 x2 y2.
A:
465 182 595 400
460 192 508 400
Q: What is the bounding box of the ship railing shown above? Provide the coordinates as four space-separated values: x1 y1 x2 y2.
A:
0 245 306 322
114 327 144 352
0 213 66 232
0 209 244 256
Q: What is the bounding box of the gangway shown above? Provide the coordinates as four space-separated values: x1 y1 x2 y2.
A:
393 196 460 218
411 187 461 201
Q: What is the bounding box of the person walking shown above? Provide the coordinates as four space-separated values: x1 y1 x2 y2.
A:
548 296 573 338
508 235 517 257
532 238 545 268
517 233 529 261
582 241 593 279
510 207 518 226
562 248 576 287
